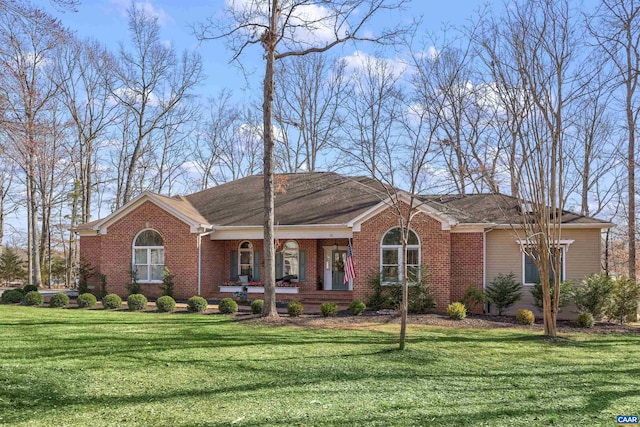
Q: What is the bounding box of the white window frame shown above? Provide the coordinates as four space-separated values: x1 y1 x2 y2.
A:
520 245 568 286
132 229 164 283
238 241 253 281
282 240 299 281
380 227 421 284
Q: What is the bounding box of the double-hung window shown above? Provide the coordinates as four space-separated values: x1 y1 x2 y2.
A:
380 228 420 283
133 229 164 282
523 247 565 285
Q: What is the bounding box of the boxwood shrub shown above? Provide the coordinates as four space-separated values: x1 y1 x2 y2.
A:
102 294 122 309
287 301 303 317
24 291 44 306
23 284 38 293
49 293 70 308
127 294 147 311
187 296 208 313
349 300 366 316
156 295 176 313
1 289 24 304
218 298 238 314
320 302 338 317
251 299 264 314
577 311 595 328
77 293 97 308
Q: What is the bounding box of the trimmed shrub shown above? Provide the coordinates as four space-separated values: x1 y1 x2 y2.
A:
127 294 147 311
349 300 366 316
23 284 38 293
251 299 264 314
485 273 522 315
604 276 640 323
49 293 70 308
1 289 24 304
14 287 27 295
102 294 122 309
24 291 44 306
161 268 175 298
447 302 467 320
577 311 595 328
99 274 108 299
77 262 94 295
156 295 176 313
531 280 573 311
77 293 97 308
320 302 338 317
460 286 489 312
573 273 613 318
218 298 238 314
365 270 435 313
187 296 208 313
516 309 535 325
287 301 303 317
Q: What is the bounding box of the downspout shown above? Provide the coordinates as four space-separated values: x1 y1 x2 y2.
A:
197 229 215 296
483 227 491 314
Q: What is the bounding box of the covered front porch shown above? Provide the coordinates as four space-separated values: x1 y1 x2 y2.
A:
205 232 357 299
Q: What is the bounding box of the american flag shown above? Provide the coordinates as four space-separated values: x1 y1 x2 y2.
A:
344 242 356 284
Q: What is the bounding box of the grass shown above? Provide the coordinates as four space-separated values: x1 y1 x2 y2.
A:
0 306 638 426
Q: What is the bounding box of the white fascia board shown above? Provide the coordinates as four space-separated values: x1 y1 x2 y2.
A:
209 224 353 240
348 193 457 232
451 223 495 233
95 192 211 235
493 223 613 230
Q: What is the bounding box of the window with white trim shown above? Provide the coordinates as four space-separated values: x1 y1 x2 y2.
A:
381 228 420 283
238 241 253 279
523 247 565 285
283 240 299 278
133 229 164 282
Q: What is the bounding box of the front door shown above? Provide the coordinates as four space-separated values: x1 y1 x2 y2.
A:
331 250 349 290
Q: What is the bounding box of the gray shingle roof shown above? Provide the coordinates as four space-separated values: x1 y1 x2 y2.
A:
419 193 612 226
185 172 389 226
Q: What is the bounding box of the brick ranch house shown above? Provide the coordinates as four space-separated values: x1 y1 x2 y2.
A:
76 172 611 317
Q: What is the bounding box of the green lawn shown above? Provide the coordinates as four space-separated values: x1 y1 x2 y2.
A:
0 306 638 426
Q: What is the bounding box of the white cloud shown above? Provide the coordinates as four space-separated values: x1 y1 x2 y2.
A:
227 0 347 45
342 50 408 78
110 87 161 107
109 0 174 26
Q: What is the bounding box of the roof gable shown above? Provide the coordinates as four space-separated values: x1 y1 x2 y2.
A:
76 191 211 235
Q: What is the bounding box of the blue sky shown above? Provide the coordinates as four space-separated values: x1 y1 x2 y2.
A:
45 0 491 101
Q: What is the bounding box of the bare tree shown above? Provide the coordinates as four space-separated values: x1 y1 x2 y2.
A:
480 0 584 337
0 4 66 286
341 53 404 178
112 4 202 207
274 53 346 172
197 0 411 317
588 0 640 281
339 57 443 348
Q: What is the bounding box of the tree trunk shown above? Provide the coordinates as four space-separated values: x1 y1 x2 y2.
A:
262 0 279 318
399 234 408 350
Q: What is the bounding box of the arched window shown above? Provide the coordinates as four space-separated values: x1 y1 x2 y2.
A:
282 240 299 278
380 228 420 283
133 229 164 282
238 241 253 280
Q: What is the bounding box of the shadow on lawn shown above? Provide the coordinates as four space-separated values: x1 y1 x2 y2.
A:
2 358 639 426
2 309 639 425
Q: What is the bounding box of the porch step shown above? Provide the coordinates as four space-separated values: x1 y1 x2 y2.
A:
300 290 353 304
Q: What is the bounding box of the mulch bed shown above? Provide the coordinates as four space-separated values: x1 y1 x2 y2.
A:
234 311 640 335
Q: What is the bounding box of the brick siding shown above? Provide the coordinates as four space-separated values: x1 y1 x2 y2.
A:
450 233 484 314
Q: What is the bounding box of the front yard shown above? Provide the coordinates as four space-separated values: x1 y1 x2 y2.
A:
0 305 638 426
